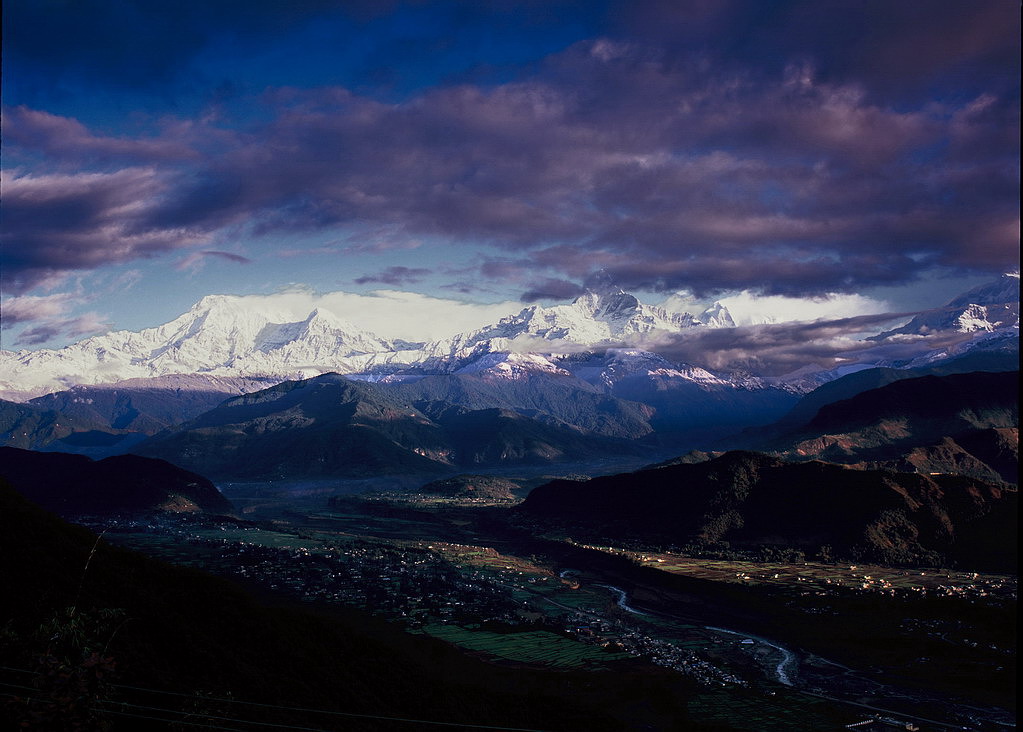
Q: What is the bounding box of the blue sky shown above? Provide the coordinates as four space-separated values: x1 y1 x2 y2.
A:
1 0 1019 349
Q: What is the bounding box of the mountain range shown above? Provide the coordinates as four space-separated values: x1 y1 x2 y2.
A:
0 283 704 399
0 275 1017 478
2 275 1017 402
130 373 654 480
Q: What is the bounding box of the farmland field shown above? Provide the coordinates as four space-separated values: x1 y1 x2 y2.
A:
416 624 632 669
574 544 1017 599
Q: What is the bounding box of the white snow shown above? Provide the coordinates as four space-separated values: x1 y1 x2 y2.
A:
1 276 1017 400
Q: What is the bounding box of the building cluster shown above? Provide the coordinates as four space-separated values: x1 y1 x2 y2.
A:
563 614 748 687
200 538 524 627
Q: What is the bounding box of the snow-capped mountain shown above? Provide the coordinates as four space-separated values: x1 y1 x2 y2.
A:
2 276 1018 401
697 302 737 328
452 352 572 379
441 285 699 354
0 285 697 398
882 273 1019 336
0 295 402 398
560 349 731 390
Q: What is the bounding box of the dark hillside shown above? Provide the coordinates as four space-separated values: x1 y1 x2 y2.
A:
0 446 231 515
136 373 643 479
390 372 656 439
28 376 260 434
0 483 701 730
730 371 1020 483
522 451 1017 570
806 371 1018 438
0 399 89 450
764 352 1019 437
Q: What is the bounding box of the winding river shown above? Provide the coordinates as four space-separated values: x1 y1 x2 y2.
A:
704 625 797 686
587 577 799 687
593 583 651 616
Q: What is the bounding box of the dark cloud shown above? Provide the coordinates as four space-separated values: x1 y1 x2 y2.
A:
619 1 1020 102
636 311 976 375
11 312 109 347
1 106 196 165
2 2 1017 298
352 266 432 286
12 324 64 347
202 251 251 265
521 278 585 302
0 168 209 294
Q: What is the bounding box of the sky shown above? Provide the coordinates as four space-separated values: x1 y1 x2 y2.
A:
1 0 1019 352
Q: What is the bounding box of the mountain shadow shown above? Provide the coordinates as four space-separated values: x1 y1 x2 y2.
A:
135 374 644 480
728 371 1019 485
521 451 1017 571
0 446 231 515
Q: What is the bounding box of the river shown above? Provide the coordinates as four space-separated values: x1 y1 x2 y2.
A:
589 578 798 686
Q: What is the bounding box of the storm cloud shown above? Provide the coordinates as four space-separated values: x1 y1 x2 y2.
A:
1 1 1018 300
634 311 982 375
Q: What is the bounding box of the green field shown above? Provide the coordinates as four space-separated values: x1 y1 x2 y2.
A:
418 624 631 669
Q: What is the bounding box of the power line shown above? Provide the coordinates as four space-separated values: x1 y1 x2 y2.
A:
0 668 552 732
1 689 343 731
114 684 551 732
106 700 338 732
85 708 249 731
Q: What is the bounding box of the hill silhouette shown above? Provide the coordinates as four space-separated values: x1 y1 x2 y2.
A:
0 446 231 515
522 451 1017 570
136 374 642 479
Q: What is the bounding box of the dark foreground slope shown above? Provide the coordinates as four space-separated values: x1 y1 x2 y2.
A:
522 451 1017 570
0 446 231 515
0 483 708 731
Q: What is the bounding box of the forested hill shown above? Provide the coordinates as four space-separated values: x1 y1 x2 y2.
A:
521 451 1017 570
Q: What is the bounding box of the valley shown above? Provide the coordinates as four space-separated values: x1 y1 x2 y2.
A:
4 5 1020 728
78 478 1016 731
1 275 1017 730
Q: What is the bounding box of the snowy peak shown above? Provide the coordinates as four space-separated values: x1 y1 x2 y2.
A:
454 352 571 379
699 302 736 328
254 309 389 355
455 287 699 350
950 303 1018 333
573 287 640 320
591 349 728 387
884 274 1020 336
946 273 1020 309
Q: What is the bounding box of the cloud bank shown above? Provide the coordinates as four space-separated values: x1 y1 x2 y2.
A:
1 1 1018 317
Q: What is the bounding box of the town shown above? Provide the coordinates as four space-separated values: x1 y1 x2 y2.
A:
78 509 1017 730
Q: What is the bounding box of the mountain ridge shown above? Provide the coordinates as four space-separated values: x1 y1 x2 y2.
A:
4 275 1016 401
521 450 1017 570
